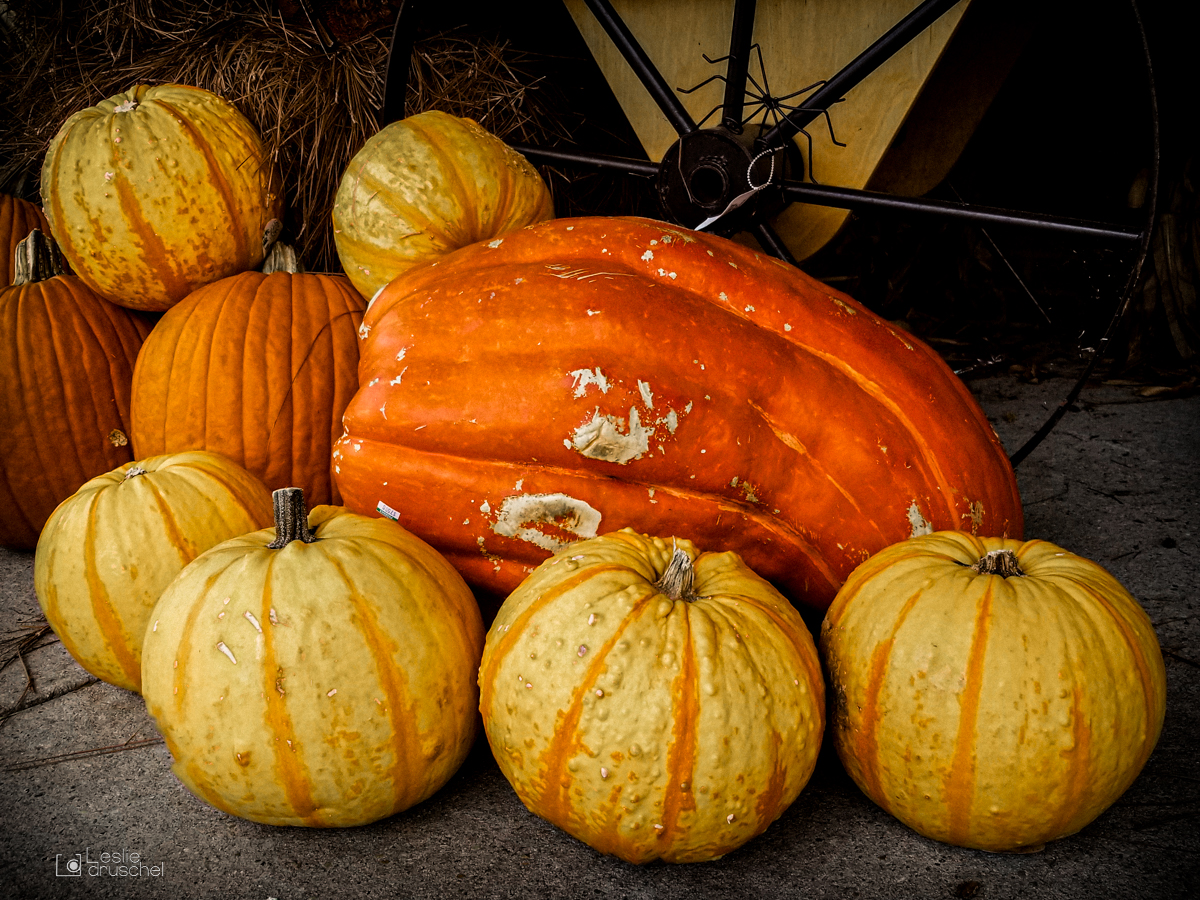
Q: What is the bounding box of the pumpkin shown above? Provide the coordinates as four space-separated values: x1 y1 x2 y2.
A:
2 193 53 286
332 110 554 302
141 487 485 827
479 528 825 863
129 246 366 505
332 216 1022 611
40 83 282 311
0 230 151 549
34 450 274 693
820 531 1167 852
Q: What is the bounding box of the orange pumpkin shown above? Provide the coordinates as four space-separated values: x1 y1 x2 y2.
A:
40 84 282 311
332 216 1022 610
0 230 150 548
130 251 366 505
820 531 1167 851
1 193 52 286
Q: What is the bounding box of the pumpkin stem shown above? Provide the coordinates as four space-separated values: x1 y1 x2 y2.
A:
261 241 303 274
12 229 65 286
971 548 1025 577
654 547 700 602
261 218 283 257
267 487 318 548
123 464 148 481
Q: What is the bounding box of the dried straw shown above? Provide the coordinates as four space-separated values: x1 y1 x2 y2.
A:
0 0 572 273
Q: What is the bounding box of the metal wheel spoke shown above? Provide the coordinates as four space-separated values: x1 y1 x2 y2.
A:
721 0 758 132
779 180 1143 242
583 0 697 136
759 0 963 149
508 143 659 178
752 221 798 265
380 0 421 125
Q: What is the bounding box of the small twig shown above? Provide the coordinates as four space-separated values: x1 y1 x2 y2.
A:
0 675 101 722
0 620 56 674
1162 648 1200 668
13 646 34 710
3 736 165 773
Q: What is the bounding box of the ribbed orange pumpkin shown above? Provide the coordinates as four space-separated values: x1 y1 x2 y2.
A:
141 488 485 827
332 110 554 303
479 528 825 863
820 531 1167 852
40 83 282 311
332 216 1022 610
0 230 150 548
1 193 52 286
34 451 273 692
130 255 366 505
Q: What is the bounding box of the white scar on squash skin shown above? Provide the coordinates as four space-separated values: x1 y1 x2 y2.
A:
491 493 602 551
962 500 985 534
908 501 934 537
544 264 633 284
569 367 610 397
570 408 651 464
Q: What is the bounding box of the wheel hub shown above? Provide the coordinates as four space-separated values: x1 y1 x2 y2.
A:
656 127 793 235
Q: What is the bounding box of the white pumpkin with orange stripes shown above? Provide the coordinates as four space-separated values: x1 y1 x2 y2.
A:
140 488 484 827
478 528 825 863
820 531 1167 852
40 83 282 311
33 450 273 692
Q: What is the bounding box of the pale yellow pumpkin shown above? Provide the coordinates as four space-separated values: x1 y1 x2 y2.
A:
33 451 273 692
40 84 282 311
141 488 485 827
479 528 825 863
820 531 1167 852
332 110 554 302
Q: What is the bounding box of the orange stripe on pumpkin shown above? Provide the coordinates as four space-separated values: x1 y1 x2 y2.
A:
169 568 225 715
478 564 625 713
144 477 198 561
259 555 319 823
855 585 926 809
944 580 995 846
153 98 252 270
1048 683 1092 841
532 585 658 848
1070 578 1164 773
325 552 422 813
659 605 699 848
83 495 140 686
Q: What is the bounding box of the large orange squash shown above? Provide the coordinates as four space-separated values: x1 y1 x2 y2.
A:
0 230 150 548
1 193 52 286
130 253 366 505
332 216 1022 610
40 84 282 311
332 110 554 303
479 528 825 863
820 531 1167 852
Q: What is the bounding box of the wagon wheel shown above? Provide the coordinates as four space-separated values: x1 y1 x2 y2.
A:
381 0 1159 467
